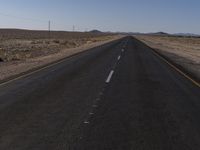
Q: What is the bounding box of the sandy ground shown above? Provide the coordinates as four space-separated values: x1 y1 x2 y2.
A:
0 35 122 82
135 35 200 81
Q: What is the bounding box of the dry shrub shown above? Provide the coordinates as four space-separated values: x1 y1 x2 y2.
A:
53 40 60 44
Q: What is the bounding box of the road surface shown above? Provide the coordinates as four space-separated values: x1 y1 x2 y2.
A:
0 37 200 150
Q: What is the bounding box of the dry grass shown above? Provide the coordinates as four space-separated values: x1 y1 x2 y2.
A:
135 35 200 81
0 29 115 61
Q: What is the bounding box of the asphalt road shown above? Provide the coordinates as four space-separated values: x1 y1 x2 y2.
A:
0 37 199 150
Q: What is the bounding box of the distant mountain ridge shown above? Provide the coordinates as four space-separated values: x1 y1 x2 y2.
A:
89 30 102 33
173 33 200 37
140 32 200 37
149 32 169 35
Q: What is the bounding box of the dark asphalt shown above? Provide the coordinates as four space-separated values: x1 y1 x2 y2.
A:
0 37 200 150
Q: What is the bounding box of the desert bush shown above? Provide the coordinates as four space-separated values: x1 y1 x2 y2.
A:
30 41 37 44
45 41 50 44
60 40 69 45
53 40 60 44
0 48 6 61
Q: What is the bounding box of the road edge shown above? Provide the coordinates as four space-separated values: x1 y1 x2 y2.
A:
134 38 200 87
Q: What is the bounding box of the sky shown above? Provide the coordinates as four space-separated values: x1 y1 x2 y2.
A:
0 0 199 34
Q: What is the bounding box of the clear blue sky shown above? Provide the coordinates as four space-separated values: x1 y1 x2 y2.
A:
0 0 199 33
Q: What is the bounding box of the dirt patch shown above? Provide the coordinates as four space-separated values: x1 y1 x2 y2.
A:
135 35 200 82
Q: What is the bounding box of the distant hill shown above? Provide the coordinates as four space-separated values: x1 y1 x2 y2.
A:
89 30 102 33
0 28 110 39
146 32 200 37
173 33 200 37
150 32 169 35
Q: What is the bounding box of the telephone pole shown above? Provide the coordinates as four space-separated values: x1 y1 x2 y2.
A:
73 25 75 32
48 20 51 38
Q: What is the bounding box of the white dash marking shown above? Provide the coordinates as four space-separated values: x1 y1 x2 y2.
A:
93 105 98 108
99 92 103 96
89 112 94 115
84 121 90 124
106 70 114 83
118 55 121 60
96 98 101 101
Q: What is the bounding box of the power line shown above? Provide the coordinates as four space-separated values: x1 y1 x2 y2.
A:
48 20 51 31
73 25 75 31
48 20 51 38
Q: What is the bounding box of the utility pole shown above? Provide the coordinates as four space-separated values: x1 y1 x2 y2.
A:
48 20 51 38
73 25 75 32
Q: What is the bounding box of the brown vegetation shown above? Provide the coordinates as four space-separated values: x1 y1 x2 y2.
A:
0 29 114 61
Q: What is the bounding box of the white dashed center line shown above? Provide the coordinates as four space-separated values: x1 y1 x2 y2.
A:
118 55 121 61
106 70 114 83
96 98 101 101
89 112 94 115
83 44 128 127
93 104 98 108
84 121 90 124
